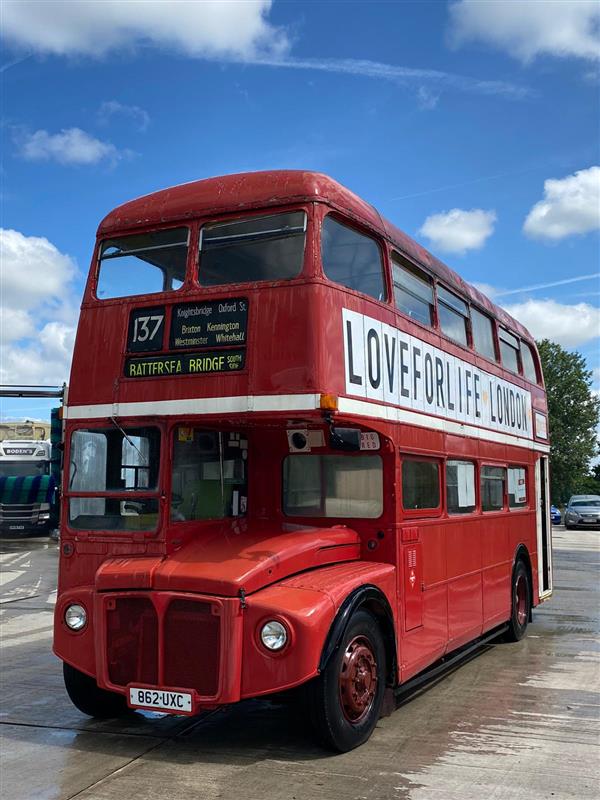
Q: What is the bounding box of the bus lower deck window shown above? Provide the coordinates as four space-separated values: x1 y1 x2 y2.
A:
481 465 505 511
508 466 527 508
283 454 383 518
446 460 475 514
402 459 440 511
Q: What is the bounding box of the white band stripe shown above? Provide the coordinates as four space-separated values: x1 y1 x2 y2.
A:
337 396 550 453
63 394 321 420
63 392 550 453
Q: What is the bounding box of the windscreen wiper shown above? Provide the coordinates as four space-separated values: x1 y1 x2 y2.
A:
110 416 148 466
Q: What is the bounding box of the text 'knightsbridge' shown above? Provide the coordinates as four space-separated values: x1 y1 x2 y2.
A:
342 309 533 439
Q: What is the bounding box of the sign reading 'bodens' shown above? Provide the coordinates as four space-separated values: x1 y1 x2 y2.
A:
342 309 533 440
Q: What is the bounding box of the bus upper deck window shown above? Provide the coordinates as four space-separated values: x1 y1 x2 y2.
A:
499 328 520 374
521 341 539 384
438 285 468 346
199 211 306 286
96 227 188 299
322 216 386 302
392 255 433 326
471 307 496 361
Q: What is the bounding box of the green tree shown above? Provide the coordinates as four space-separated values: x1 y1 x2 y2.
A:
537 339 600 505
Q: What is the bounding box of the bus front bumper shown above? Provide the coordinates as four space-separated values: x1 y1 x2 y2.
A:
54 583 335 714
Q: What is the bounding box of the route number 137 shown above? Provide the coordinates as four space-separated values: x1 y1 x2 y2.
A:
132 315 163 343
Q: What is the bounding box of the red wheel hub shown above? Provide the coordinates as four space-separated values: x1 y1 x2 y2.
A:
515 575 527 625
339 635 378 723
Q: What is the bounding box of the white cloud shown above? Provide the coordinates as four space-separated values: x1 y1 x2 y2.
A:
255 55 529 99
418 208 497 254
0 323 76 385
1 229 76 308
17 127 127 166
502 299 600 347
98 101 150 132
523 166 600 241
0 2 531 102
448 0 600 63
0 229 78 385
1 0 288 59
0 308 35 343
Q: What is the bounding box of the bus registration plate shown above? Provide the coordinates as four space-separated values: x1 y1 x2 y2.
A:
129 687 192 713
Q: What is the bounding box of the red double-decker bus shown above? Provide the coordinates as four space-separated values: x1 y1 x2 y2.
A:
54 171 552 751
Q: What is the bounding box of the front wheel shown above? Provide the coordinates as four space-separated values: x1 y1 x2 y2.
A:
505 560 531 642
306 609 386 752
63 662 129 718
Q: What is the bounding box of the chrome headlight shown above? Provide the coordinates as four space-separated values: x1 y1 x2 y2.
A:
64 603 87 631
260 620 288 651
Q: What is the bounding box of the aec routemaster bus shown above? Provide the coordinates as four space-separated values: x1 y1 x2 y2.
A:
54 171 552 751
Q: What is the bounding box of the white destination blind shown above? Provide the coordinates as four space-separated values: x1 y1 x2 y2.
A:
342 309 533 440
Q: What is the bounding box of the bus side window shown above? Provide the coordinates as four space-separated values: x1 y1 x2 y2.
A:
321 216 386 302
402 459 440 511
481 465 505 511
471 307 497 361
437 286 469 346
499 328 520 374
392 255 434 327
508 466 527 509
521 342 539 384
446 460 476 514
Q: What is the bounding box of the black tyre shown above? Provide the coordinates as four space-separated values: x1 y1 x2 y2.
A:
505 560 531 642
63 662 129 718
565 524 574 530
307 609 386 752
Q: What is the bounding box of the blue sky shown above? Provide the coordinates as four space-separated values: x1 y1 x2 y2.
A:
1 0 599 422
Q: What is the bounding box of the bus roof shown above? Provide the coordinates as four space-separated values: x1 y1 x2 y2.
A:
98 170 533 344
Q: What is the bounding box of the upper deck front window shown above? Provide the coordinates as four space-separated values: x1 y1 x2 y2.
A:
199 211 306 286
97 228 188 299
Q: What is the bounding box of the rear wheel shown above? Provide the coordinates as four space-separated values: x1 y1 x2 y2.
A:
63 662 129 718
307 609 386 752
505 560 531 642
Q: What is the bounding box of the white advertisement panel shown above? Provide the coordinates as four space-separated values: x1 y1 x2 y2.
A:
342 308 533 441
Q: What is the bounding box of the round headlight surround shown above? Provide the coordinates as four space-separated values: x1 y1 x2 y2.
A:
259 619 289 652
64 603 87 631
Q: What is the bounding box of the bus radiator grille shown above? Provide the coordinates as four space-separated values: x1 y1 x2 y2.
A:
163 599 220 696
106 597 159 687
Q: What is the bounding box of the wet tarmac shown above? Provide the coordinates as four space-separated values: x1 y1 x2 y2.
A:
1 527 598 800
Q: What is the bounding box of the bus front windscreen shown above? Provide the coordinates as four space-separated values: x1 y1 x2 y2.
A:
199 211 306 286
68 426 160 531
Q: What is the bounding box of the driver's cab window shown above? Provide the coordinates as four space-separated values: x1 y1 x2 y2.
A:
171 427 247 521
